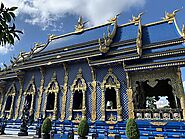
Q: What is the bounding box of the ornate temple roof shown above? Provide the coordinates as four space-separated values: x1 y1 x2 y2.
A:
0 10 185 79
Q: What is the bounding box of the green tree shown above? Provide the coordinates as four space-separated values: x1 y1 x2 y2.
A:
126 118 140 139
0 2 23 46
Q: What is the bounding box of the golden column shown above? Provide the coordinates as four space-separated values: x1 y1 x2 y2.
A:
126 71 135 119
60 63 68 121
90 67 97 122
177 66 185 120
14 72 24 119
36 67 45 119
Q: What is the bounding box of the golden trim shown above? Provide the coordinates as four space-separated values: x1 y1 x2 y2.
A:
14 75 24 119
156 128 163 132
98 20 118 53
60 63 68 121
136 20 142 56
20 74 36 118
100 68 122 121
177 66 185 120
150 122 167 126
68 68 87 120
43 71 60 120
1 83 16 119
36 67 45 119
125 71 135 119
90 66 97 122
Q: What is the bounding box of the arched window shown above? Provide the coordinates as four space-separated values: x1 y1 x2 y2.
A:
21 75 36 117
1 83 16 119
69 68 87 121
43 72 59 120
100 68 122 122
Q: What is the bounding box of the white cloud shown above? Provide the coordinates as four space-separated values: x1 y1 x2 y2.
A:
1 0 145 30
155 96 169 108
0 45 14 54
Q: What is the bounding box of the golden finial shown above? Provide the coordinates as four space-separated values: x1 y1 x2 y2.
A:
130 12 144 25
75 16 88 33
48 34 55 42
163 8 182 23
108 68 113 74
108 13 120 23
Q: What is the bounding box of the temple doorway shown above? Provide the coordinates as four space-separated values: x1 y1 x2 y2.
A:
73 90 83 110
46 93 55 110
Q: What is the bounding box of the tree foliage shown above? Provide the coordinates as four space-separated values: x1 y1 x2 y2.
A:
41 117 52 134
126 118 140 139
77 119 89 137
0 2 23 46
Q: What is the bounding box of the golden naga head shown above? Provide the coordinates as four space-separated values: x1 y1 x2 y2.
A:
130 12 144 25
163 8 182 23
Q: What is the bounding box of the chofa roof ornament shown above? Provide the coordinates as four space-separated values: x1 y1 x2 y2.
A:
99 17 118 53
75 16 88 33
130 12 144 25
163 8 182 23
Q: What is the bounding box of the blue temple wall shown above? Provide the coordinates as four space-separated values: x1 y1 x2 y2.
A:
65 61 92 120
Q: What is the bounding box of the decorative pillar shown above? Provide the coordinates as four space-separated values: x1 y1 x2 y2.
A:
115 88 122 121
14 72 24 119
90 67 97 122
68 93 73 120
36 67 45 119
82 90 86 119
61 63 68 121
126 72 135 119
177 66 185 120
100 88 105 121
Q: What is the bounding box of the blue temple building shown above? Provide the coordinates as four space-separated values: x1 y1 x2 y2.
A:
0 10 185 138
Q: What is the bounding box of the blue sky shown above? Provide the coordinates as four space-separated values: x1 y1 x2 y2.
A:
1 0 185 86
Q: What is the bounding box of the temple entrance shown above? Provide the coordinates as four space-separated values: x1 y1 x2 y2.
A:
73 90 83 110
46 93 55 110
5 96 12 111
134 79 182 120
105 88 117 109
25 94 32 109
